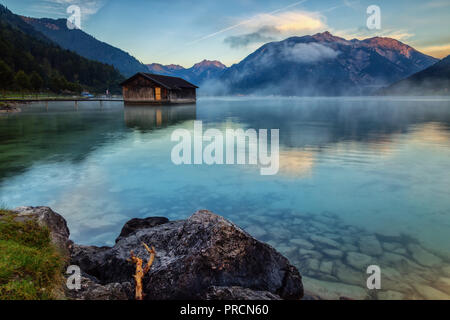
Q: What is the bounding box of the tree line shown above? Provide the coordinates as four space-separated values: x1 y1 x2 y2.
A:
0 13 125 95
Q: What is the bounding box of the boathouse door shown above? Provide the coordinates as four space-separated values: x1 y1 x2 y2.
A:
155 87 161 101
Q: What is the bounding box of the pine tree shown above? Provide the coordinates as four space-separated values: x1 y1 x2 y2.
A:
14 70 31 94
0 59 13 91
30 71 43 92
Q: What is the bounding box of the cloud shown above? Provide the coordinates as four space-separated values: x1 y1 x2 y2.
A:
416 43 450 58
224 10 326 49
252 42 339 68
224 31 276 49
246 11 326 34
186 1 311 46
281 42 340 63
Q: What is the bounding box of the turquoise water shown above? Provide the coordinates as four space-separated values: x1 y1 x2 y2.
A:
1 98 450 299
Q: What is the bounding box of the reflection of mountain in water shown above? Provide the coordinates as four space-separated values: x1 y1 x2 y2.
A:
197 98 450 149
124 104 196 131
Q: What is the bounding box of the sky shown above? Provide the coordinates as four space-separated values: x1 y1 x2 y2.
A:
2 0 450 67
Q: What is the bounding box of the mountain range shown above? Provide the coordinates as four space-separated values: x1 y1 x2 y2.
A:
21 16 149 77
216 32 438 96
146 60 227 86
3 4 447 96
20 15 228 85
380 55 450 95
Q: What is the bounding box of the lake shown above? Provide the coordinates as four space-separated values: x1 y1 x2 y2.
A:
1 97 449 299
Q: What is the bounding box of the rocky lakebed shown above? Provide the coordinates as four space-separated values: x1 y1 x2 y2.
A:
11 206 450 300
241 211 450 300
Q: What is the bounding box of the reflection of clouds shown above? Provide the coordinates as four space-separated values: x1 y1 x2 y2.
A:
51 158 126 242
328 140 394 161
278 149 315 178
408 123 450 146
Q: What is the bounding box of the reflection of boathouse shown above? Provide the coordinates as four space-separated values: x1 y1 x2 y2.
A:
124 104 196 131
120 73 198 104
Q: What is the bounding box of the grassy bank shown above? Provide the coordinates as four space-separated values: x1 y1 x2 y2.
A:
0 209 66 300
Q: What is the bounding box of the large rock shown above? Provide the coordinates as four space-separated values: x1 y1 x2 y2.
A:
115 216 169 242
71 210 303 300
13 206 70 255
65 276 133 300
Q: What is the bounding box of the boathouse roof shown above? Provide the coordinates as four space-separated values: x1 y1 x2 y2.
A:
120 73 198 90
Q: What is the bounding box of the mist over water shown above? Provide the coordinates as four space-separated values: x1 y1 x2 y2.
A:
0 97 449 299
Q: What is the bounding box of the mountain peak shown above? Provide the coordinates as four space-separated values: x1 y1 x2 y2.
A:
192 60 226 69
362 36 408 47
166 64 184 70
361 36 416 57
311 31 345 42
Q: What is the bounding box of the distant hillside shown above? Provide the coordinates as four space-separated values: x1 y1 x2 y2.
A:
22 16 149 77
380 55 450 95
146 60 227 86
217 31 438 96
0 5 124 93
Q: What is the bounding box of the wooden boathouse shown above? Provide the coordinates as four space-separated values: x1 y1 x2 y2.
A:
120 73 198 104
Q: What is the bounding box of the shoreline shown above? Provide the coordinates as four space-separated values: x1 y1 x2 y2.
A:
0 102 22 113
0 98 123 103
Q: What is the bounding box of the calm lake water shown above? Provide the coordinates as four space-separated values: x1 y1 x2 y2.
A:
1 97 450 299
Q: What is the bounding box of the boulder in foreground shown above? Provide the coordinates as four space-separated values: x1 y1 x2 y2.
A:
72 210 304 300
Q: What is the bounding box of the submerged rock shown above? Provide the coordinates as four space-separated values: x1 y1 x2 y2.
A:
322 249 344 259
345 252 373 270
244 225 268 238
442 266 450 277
289 238 314 249
334 262 365 286
382 241 403 252
309 235 340 248
71 210 303 300
412 283 448 300
358 235 383 256
302 276 368 300
377 290 405 300
305 258 320 271
436 277 450 294
205 286 281 300
319 261 334 275
298 248 323 259
407 244 443 267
